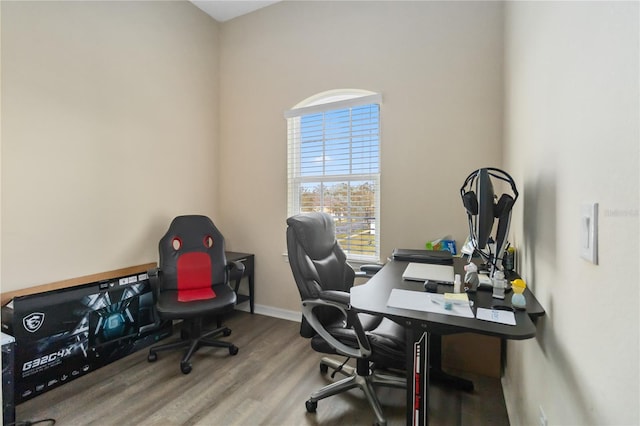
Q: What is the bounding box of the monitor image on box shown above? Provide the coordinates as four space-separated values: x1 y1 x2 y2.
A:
88 289 140 348
87 283 164 363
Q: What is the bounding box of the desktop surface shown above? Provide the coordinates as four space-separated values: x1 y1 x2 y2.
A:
351 258 543 339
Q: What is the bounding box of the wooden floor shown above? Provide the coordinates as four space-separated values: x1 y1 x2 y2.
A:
16 311 510 426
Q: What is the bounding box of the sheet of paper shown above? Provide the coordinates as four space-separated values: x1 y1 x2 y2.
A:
476 307 516 326
386 289 474 318
444 293 469 302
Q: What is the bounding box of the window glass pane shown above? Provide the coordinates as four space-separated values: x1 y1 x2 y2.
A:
299 105 379 177
296 181 376 256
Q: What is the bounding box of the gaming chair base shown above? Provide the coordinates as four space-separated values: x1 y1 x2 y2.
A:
147 317 238 374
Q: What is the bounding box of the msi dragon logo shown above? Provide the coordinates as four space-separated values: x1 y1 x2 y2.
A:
23 312 45 333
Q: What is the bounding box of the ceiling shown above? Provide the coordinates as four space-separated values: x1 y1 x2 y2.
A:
190 1 281 22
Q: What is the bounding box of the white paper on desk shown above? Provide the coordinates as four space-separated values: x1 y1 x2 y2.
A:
386 289 474 318
476 308 516 326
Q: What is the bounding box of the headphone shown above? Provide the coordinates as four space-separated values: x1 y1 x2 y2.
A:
460 167 519 268
460 167 519 217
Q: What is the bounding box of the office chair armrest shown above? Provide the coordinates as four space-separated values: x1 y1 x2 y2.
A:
226 260 244 282
147 267 162 300
318 290 350 305
227 260 245 275
357 264 383 278
302 296 372 359
148 267 159 281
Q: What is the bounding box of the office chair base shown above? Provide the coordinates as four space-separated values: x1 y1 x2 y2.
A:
310 356 405 426
319 356 355 377
148 319 238 374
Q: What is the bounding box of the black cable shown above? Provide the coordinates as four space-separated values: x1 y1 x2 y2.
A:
330 357 351 379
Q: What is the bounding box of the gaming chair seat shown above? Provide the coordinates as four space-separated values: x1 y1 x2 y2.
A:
147 215 244 374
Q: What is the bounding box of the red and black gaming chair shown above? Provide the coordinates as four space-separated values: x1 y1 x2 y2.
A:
147 215 244 374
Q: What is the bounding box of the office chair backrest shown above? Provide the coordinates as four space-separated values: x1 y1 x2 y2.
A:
158 215 227 302
286 212 355 336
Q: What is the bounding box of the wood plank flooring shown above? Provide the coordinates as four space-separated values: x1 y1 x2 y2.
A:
16 311 510 425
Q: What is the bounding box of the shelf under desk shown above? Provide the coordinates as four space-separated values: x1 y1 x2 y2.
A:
226 251 255 314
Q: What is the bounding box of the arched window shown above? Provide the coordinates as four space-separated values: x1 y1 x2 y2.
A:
285 90 381 262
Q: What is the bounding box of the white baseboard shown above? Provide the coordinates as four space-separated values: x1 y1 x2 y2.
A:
235 303 301 323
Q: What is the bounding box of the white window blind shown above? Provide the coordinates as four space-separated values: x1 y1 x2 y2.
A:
286 92 381 262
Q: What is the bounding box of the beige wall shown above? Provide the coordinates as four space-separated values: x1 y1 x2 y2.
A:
503 2 639 425
218 1 504 313
1 1 220 290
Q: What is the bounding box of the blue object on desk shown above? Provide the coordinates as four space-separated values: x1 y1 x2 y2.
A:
512 293 527 309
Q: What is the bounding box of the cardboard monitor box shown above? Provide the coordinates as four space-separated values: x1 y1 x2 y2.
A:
2 273 171 403
442 333 502 378
2 332 16 425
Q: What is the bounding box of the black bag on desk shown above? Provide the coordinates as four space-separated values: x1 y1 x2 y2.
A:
391 248 453 265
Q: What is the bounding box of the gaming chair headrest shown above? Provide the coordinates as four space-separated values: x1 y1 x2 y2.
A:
460 167 519 218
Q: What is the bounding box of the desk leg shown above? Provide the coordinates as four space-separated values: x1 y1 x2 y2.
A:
248 273 254 314
406 328 429 426
232 273 255 315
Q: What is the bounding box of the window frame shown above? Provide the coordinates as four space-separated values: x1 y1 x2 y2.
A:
285 91 382 263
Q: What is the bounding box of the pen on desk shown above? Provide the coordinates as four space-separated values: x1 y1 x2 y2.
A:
430 297 474 309
432 297 454 310
491 304 514 312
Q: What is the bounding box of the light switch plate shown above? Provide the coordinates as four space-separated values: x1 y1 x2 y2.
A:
580 203 598 264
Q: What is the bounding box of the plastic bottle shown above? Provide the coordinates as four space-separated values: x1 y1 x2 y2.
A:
453 274 462 293
504 247 515 272
492 270 507 299
463 263 479 292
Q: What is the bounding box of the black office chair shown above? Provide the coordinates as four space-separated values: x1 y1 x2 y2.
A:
147 215 244 374
286 212 405 426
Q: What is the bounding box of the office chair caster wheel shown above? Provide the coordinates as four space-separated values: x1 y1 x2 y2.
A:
229 345 239 356
223 328 232 337
147 352 157 362
305 400 317 413
180 361 192 374
319 363 329 374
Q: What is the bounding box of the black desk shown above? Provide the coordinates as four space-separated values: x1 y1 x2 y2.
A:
226 251 255 314
350 258 544 425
